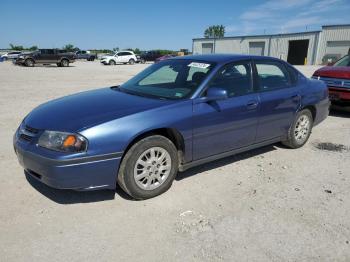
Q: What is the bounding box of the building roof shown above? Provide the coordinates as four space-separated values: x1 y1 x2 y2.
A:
172 53 281 63
322 24 350 28
193 30 321 41
193 24 350 41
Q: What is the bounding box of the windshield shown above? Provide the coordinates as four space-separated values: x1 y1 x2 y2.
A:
119 59 216 99
334 55 350 66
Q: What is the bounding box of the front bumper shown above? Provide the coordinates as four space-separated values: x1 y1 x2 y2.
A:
329 87 350 104
13 128 122 191
14 58 25 65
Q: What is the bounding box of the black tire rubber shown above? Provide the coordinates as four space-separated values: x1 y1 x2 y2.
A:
117 135 179 200
129 59 135 65
109 60 116 65
282 109 313 149
25 58 34 67
61 59 69 67
56 63 62 67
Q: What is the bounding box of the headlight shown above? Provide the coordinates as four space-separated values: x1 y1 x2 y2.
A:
38 131 88 152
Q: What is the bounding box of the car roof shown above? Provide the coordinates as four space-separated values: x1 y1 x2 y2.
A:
172 54 283 64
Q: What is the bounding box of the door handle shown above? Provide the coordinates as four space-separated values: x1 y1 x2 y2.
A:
246 101 258 109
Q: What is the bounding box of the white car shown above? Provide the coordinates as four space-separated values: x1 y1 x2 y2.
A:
1 51 22 60
100 51 137 65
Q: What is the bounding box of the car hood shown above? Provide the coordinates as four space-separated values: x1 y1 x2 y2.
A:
24 87 172 132
313 66 350 79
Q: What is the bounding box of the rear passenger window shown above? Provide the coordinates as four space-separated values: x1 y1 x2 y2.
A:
208 62 253 97
256 62 290 91
286 65 299 85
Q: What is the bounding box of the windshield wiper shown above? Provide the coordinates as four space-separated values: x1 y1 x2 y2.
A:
112 86 168 100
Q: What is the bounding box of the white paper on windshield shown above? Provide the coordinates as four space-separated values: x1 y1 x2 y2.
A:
187 62 210 69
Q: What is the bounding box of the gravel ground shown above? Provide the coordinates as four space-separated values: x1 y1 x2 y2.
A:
0 61 349 262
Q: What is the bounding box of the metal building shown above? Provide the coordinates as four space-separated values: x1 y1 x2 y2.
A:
192 24 350 65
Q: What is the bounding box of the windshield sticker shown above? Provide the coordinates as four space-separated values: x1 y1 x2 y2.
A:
188 62 210 69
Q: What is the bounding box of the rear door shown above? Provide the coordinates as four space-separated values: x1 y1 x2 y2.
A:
192 60 259 160
40 49 56 63
254 60 301 142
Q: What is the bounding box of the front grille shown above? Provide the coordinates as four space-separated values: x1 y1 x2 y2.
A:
19 124 40 142
316 76 350 89
25 125 39 134
20 134 32 141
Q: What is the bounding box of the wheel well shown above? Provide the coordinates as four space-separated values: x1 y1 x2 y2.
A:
61 58 69 62
301 105 316 120
123 128 185 163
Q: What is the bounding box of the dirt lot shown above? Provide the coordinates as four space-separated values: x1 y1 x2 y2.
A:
0 61 349 262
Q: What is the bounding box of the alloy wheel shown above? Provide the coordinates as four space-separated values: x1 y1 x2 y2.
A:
133 147 172 191
294 114 311 143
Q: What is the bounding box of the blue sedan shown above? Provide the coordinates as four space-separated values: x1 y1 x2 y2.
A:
14 54 329 199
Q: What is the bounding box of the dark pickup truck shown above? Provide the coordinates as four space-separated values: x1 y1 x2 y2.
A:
15 49 76 67
75 50 96 61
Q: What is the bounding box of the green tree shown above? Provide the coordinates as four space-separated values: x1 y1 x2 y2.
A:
29 45 38 51
9 43 24 51
204 25 225 38
63 44 77 52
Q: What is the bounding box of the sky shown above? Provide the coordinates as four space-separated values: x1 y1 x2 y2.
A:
1 0 350 51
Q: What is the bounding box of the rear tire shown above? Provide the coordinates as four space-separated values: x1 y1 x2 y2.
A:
56 63 62 67
109 60 116 65
282 109 313 149
25 58 34 67
61 59 69 67
117 135 179 200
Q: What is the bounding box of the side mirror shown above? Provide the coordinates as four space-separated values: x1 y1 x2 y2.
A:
195 87 228 104
205 87 228 102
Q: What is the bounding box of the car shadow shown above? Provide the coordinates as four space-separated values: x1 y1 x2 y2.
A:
25 172 119 204
26 144 278 203
176 144 277 181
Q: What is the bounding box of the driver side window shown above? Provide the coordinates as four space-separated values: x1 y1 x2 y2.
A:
208 62 253 97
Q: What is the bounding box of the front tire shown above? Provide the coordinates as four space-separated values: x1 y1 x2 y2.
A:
282 109 313 148
109 60 116 65
129 59 135 65
25 59 34 67
117 135 179 200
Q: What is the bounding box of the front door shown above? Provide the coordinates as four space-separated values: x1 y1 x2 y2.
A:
193 61 259 160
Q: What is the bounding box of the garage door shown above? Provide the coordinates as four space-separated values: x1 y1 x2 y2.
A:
326 41 350 57
249 42 265 56
202 43 213 54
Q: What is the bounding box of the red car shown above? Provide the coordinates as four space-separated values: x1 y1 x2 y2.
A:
312 55 350 105
154 54 176 63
